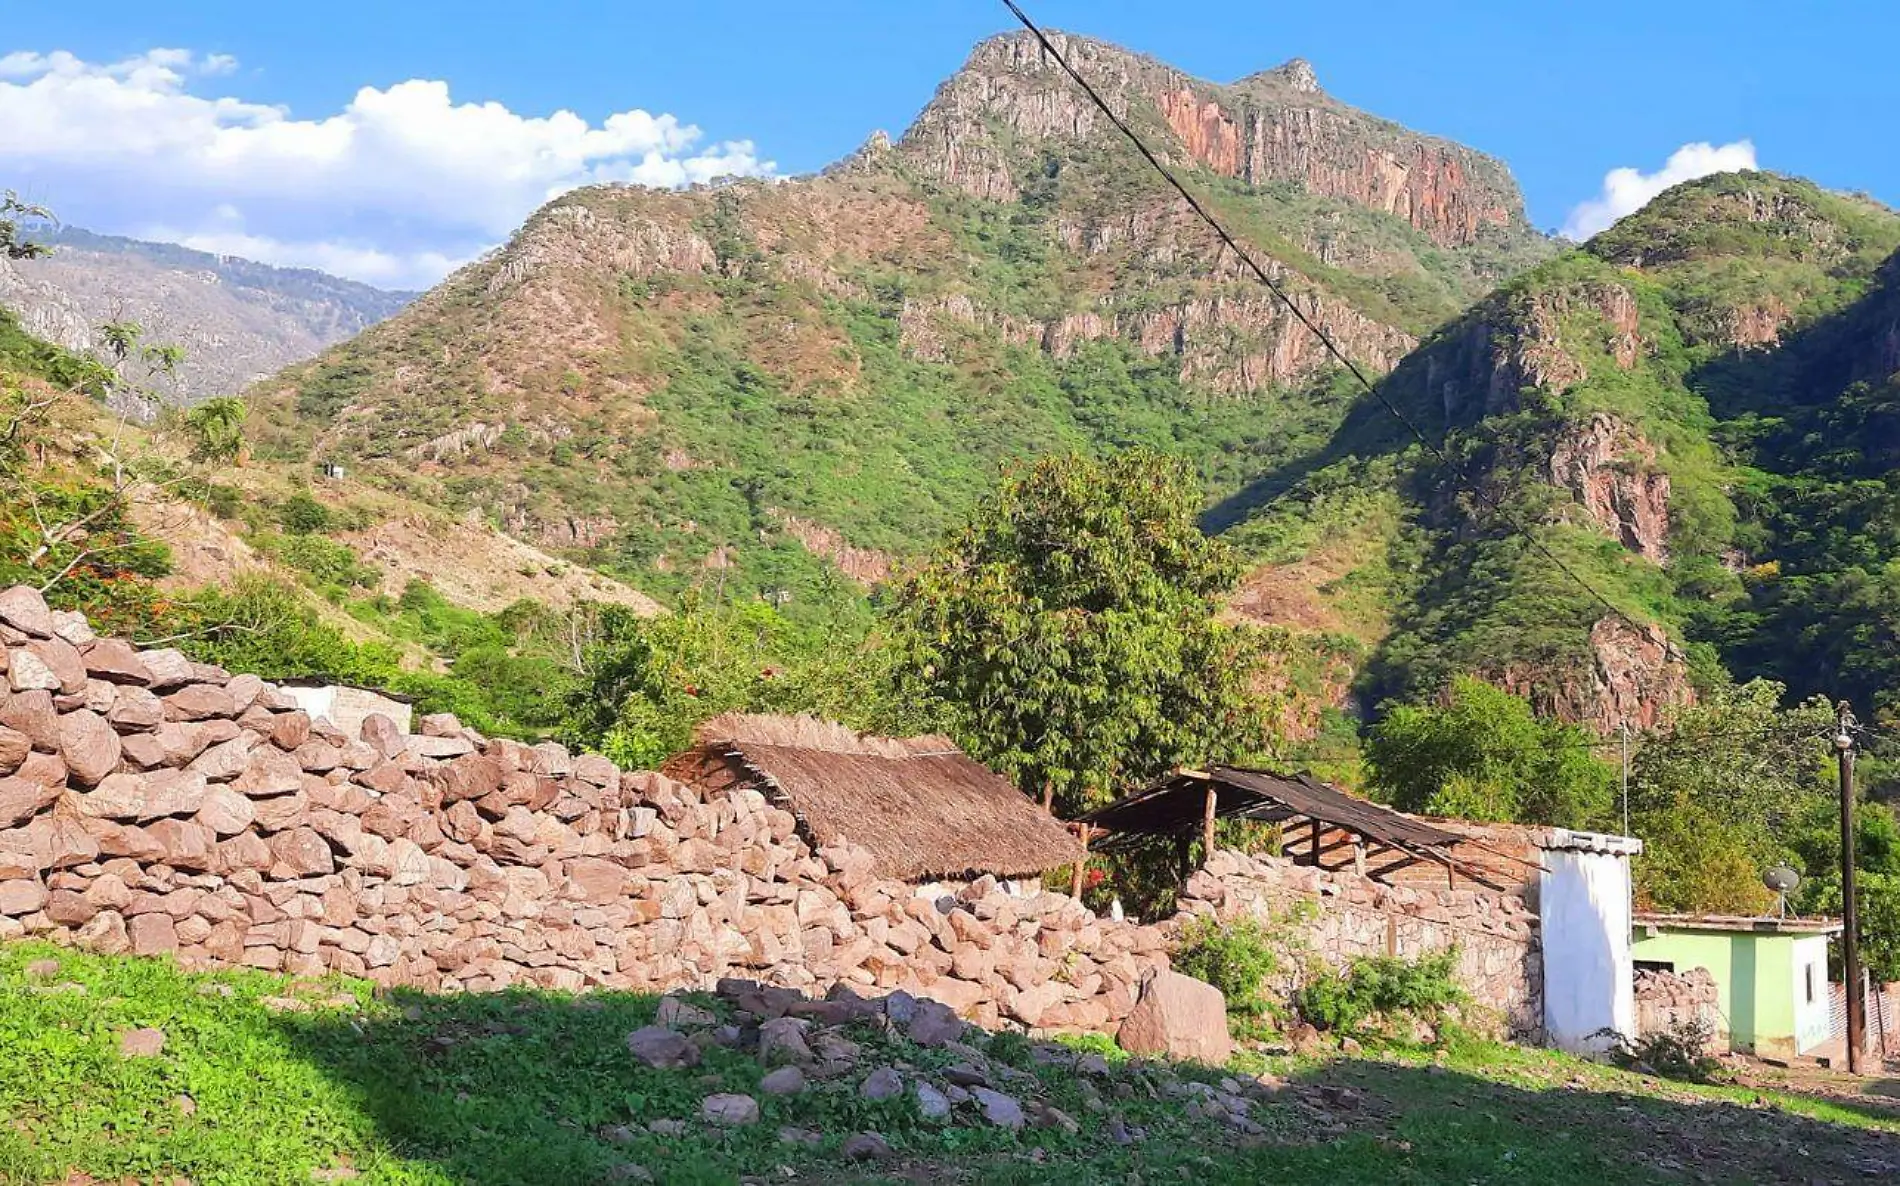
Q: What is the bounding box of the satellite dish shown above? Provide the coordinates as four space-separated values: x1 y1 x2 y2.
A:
1764 865 1800 918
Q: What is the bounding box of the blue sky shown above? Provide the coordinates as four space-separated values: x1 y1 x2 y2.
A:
4 0 1890 287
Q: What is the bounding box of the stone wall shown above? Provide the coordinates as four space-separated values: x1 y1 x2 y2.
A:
0 586 1164 1033
1634 967 1725 1053
1177 848 1543 1037
1 584 1554 1041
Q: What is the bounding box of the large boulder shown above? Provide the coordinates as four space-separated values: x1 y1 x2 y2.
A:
1116 968 1232 1066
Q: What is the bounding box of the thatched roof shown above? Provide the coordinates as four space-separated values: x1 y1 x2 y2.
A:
664 714 1083 883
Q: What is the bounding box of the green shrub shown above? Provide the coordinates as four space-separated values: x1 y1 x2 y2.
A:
263 533 378 589
1172 914 1280 1036
1296 950 1465 1040
278 493 332 535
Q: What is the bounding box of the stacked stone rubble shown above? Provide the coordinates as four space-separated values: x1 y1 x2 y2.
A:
1633 966 1726 1053
0 587 1165 1032
1179 848 1543 1037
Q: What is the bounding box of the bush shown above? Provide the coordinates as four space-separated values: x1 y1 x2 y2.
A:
1295 950 1465 1040
278 493 332 535
264 533 378 590
1601 1017 1724 1083
1171 914 1281 1038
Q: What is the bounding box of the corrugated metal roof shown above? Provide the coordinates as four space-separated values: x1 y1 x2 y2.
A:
1076 764 1465 853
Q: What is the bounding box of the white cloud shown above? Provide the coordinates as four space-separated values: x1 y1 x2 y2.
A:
0 49 773 288
1562 140 1758 240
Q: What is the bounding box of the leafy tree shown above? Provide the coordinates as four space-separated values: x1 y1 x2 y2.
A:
1626 680 1834 912
1364 675 1614 827
183 396 247 466
890 450 1266 815
1790 799 1900 983
564 595 920 770
1 191 50 260
168 576 400 685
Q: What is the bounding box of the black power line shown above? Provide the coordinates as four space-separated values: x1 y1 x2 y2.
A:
997 0 1688 665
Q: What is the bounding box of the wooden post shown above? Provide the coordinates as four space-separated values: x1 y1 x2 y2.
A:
1041 779 1055 813
1353 836 1366 879
1201 784 1218 868
1071 825 1089 901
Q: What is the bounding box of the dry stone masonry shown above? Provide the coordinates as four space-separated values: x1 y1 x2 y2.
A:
2 585 1549 1044
1179 848 1542 1036
0 587 1168 1033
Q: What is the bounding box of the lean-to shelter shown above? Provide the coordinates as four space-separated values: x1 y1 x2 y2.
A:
1077 765 1538 891
663 714 1083 883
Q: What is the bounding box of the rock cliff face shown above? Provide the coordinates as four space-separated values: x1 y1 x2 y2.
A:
1547 414 1670 563
899 32 1532 248
1488 617 1694 735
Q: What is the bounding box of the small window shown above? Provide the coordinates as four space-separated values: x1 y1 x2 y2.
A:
1805 962 1816 1004
1634 960 1674 974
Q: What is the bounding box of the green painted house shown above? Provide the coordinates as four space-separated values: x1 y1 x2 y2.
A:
1630 914 1840 1059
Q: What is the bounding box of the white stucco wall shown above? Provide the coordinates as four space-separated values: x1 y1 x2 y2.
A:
1791 934 1831 1054
1540 832 1639 1054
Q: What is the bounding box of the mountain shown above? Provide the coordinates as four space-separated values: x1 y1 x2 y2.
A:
1228 171 1900 728
0 227 415 402
248 30 1552 615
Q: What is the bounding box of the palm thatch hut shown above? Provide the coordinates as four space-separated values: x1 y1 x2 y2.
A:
662 714 1082 883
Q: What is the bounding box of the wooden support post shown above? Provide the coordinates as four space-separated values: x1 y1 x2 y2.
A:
1310 817 1323 866
1071 825 1089 901
1201 784 1218 868
1353 836 1366 879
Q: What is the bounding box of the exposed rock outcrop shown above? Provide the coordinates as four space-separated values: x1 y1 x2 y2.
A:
901 33 1531 249
898 286 1415 394
1489 616 1694 735
1548 414 1671 563
1422 278 1643 420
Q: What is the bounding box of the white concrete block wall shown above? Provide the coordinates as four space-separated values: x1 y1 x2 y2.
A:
1539 830 1641 1054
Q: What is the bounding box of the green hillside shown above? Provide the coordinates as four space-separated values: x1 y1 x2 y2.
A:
1228 172 1900 720
247 33 1551 619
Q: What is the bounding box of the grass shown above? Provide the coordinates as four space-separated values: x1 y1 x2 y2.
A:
5 942 1900 1184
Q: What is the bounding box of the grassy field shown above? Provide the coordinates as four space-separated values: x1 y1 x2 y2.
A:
3 940 1898 1185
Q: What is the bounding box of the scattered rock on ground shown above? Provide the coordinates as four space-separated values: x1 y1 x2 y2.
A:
700 1093 760 1126
970 1086 1025 1129
655 996 717 1029
626 1025 699 1070
841 1132 894 1161
907 999 963 1047
915 1081 952 1120
1117 969 1233 1065
119 1027 166 1058
760 1066 807 1096
860 1066 903 1101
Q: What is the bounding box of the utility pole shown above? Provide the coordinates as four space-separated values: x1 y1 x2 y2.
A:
1619 720 1631 838
1837 701 1865 1075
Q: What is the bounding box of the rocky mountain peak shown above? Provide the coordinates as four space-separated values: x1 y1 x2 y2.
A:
1243 57 1321 94
896 30 1531 248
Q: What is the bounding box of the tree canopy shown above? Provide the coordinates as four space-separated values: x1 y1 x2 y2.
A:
891 449 1266 815
1626 680 1835 913
1363 675 1614 828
